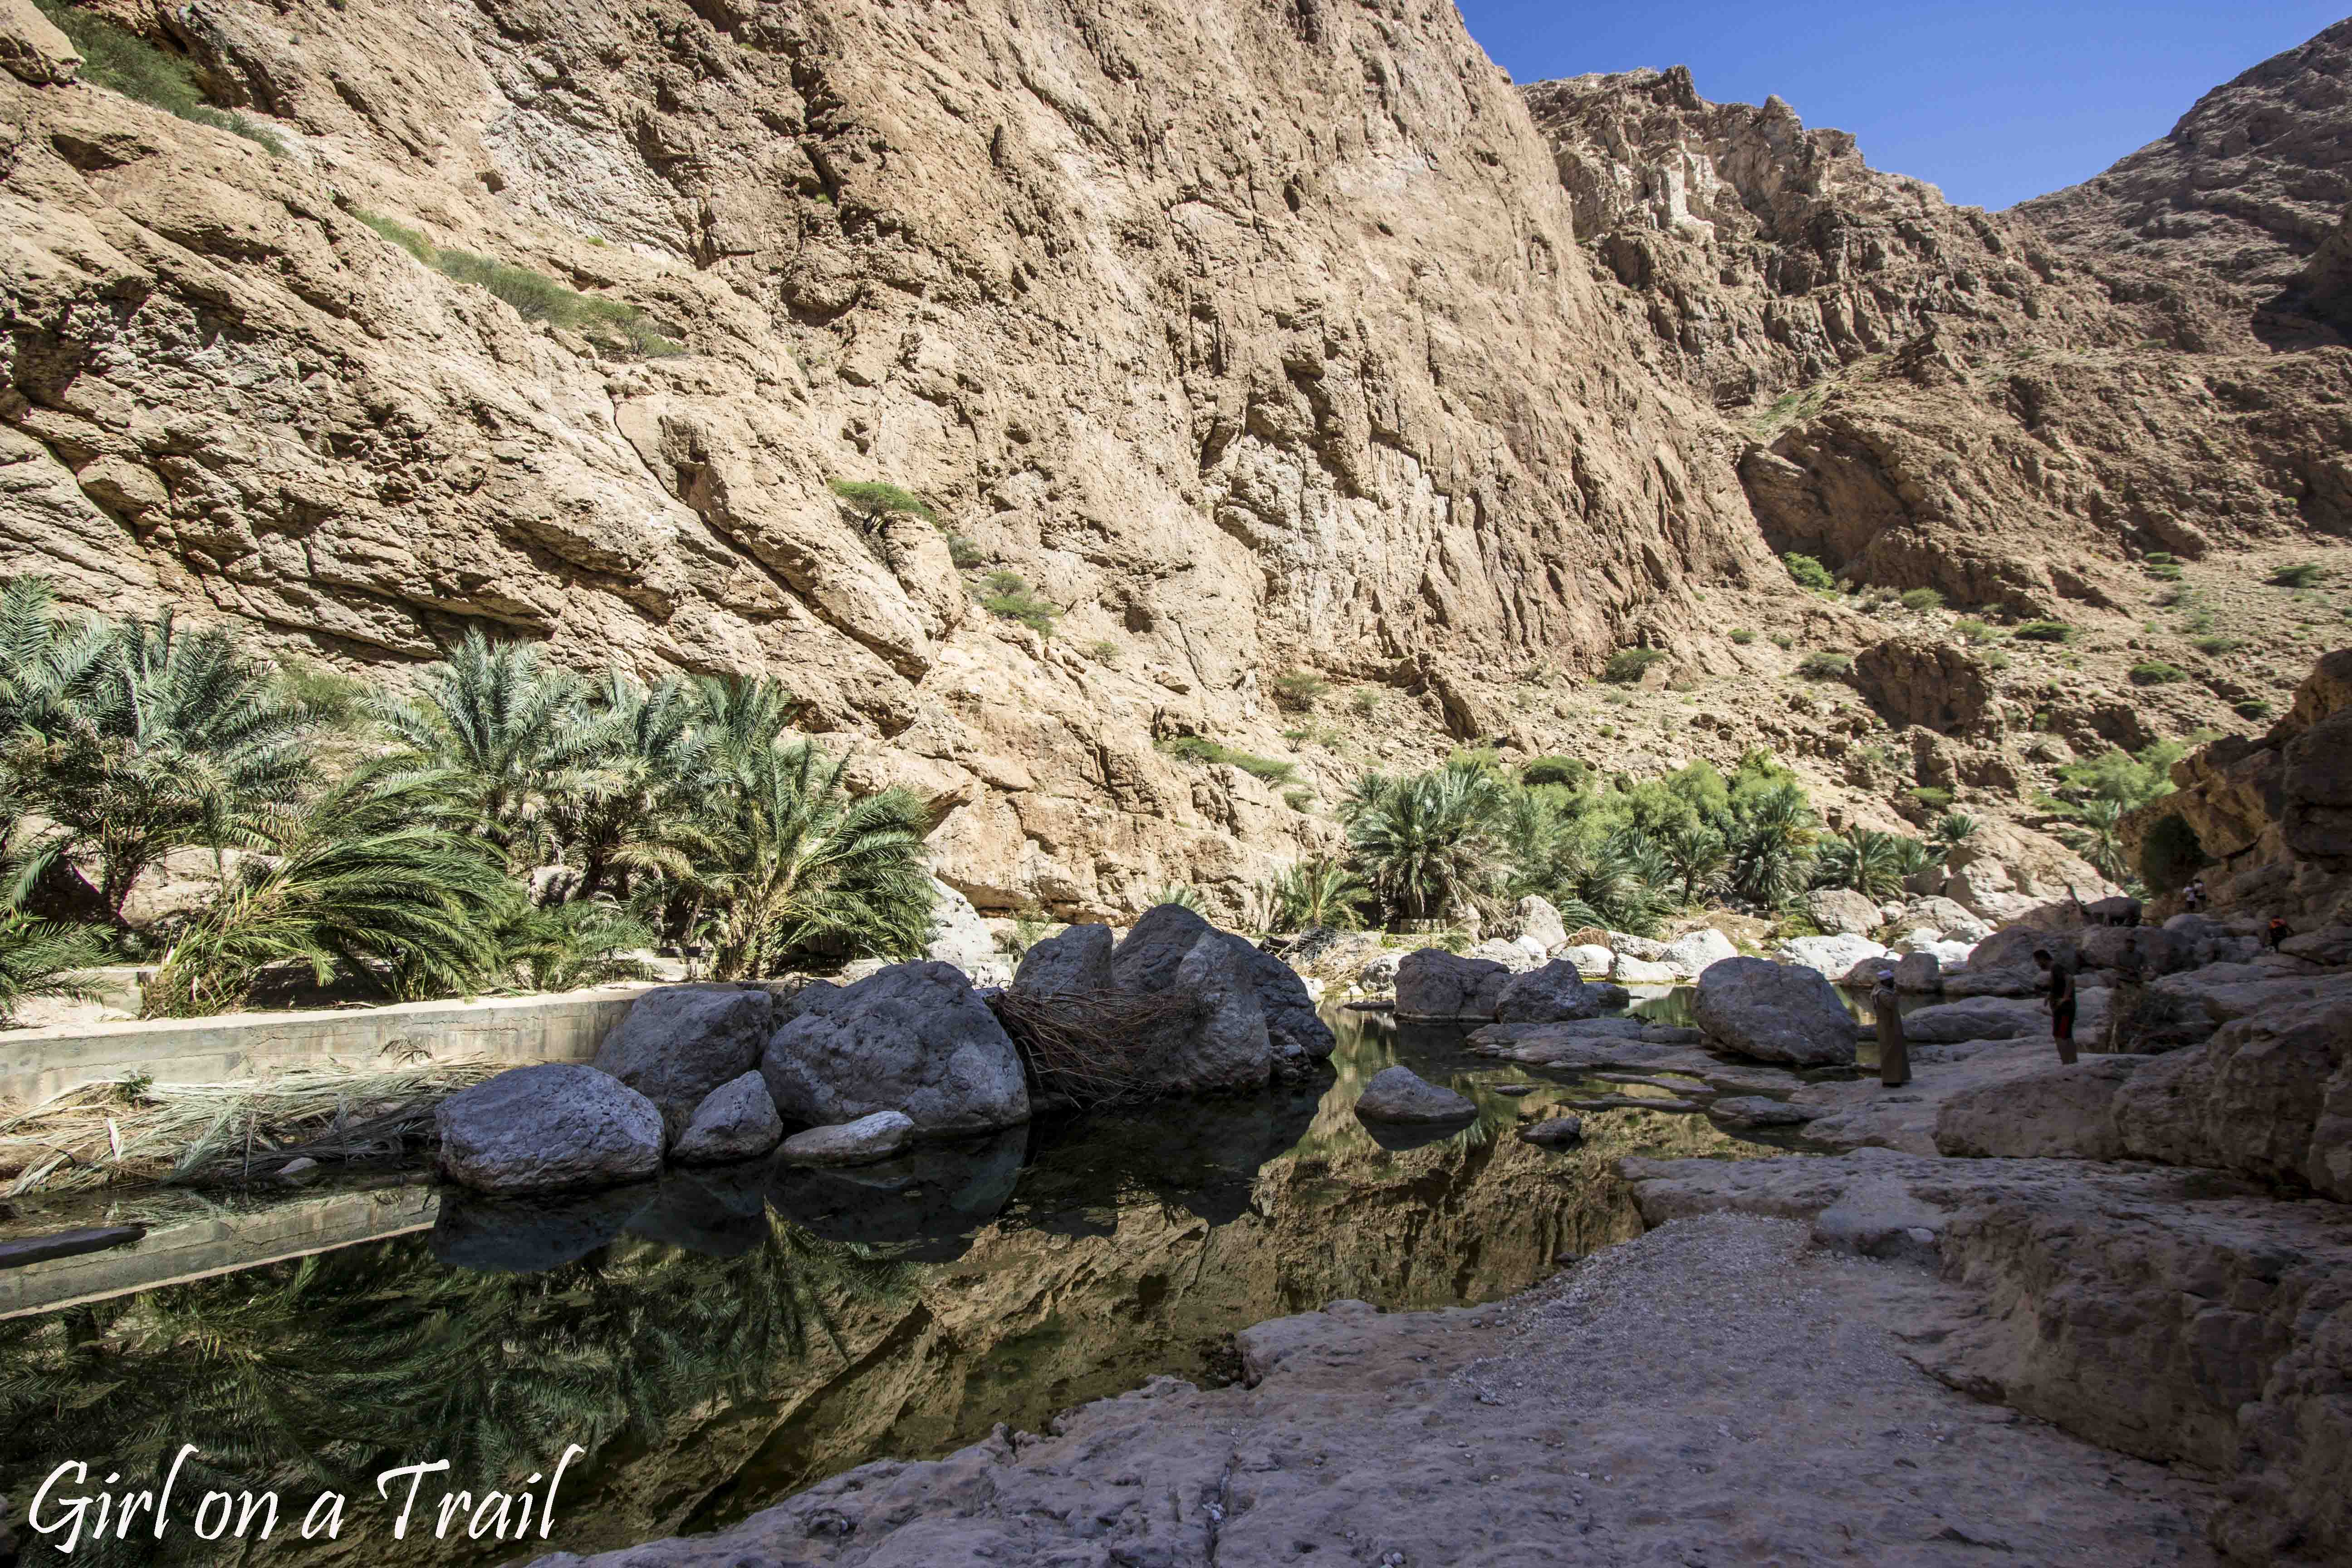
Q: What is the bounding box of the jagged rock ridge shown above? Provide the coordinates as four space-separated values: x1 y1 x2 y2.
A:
1522 48 2352 623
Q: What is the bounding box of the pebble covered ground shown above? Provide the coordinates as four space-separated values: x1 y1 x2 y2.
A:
544 1212 2221 1568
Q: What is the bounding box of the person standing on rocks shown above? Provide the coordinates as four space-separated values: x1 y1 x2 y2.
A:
2034 948 2078 1065
2105 933 2145 1054
1871 970 1908 1086
2267 916 2291 951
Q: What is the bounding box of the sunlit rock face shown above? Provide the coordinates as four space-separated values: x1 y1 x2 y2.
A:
0 0 1769 923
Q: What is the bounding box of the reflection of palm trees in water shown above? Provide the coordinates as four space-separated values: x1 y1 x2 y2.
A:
0 1219 906 1565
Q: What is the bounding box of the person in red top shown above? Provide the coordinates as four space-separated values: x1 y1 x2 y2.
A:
2034 948 2077 1065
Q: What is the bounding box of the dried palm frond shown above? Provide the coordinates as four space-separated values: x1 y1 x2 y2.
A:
0 1059 500 1195
987 985 1199 1107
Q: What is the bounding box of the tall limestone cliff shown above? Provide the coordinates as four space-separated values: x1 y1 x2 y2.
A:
0 0 1770 917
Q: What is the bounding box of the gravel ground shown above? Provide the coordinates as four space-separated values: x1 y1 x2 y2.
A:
542 1212 2220 1568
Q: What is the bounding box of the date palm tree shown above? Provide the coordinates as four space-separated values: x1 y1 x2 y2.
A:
142 767 510 1015
1658 819 1729 906
0 804 103 1023
1263 856 1371 932
372 630 606 871
0 586 314 921
1722 780 1817 907
693 741 934 980
1345 761 1507 926
549 670 710 902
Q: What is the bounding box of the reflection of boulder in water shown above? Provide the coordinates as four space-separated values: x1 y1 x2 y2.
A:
1020 1076 1326 1226
431 1183 650 1273
627 1163 774 1258
1387 1018 1478 1055
1361 1115 1489 1155
767 1127 1025 1261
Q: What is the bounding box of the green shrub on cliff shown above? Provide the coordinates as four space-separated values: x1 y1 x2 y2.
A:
33 0 285 152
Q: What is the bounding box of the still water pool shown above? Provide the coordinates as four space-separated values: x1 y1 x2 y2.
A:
0 1005 1778 1568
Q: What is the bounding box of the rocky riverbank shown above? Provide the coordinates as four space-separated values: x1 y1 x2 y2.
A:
520 764 2352 1567
527 1210 2224 1567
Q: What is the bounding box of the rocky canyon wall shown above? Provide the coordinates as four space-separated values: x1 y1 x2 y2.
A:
0 0 1777 918
1523 44 2352 622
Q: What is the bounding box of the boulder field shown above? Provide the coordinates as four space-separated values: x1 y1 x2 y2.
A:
435 904 1335 1195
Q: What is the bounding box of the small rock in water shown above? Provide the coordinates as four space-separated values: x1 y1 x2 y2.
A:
277 1156 319 1181
674 1071 786 1164
779 1109 919 1167
1354 1066 1478 1124
1519 1114 1584 1148
1491 1082 1539 1096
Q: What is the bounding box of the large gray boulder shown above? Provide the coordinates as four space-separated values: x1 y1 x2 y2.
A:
1215 933 1337 1067
1012 922 1116 995
923 877 1010 985
1946 927 2078 998
1158 928 1276 1092
1108 902 1220 993
1103 905 1335 1072
1353 1065 1476 1124
1692 957 1857 1067
592 985 774 1142
762 961 1030 1134
1494 960 1603 1024
1395 948 1511 1021
672 1072 785 1165
1891 951 1942 992
437 1063 665 1195
1805 887 1882 936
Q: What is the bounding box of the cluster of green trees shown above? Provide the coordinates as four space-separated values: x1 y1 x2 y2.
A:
2036 737 2190 883
0 579 934 1021
1260 750 1978 936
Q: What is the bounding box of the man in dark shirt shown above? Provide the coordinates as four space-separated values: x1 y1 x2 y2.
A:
2034 948 2078 1065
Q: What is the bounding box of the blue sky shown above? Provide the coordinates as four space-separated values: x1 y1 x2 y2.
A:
1457 2 2348 210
